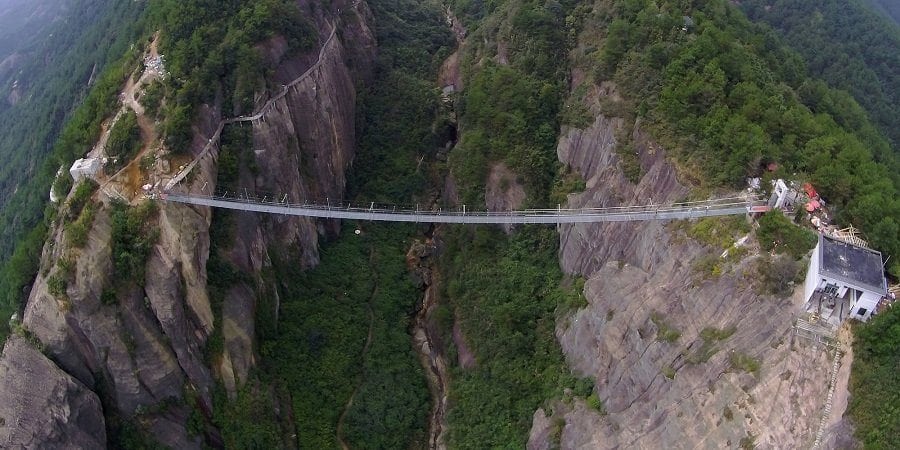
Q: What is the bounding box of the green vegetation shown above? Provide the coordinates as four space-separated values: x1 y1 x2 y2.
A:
140 81 165 118
754 254 801 298
256 0 453 444
550 167 587 205
108 201 158 294
263 225 430 448
212 382 284 449
688 216 750 250
739 0 900 156
0 0 146 263
729 351 761 376
650 311 681 343
756 212 816 259
451 63 561 204
105 109 142 173
447 0 583 206
687 326 736 364
186 0 453 446
847 305 900 448
585 392 606 412
662 365 676 380
441 226 584 448
558 276 588 314
64 180 99 223
151 0 315 151
591 0 900 274
0 2 147 341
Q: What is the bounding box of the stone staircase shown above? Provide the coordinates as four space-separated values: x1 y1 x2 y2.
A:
811 348 842 449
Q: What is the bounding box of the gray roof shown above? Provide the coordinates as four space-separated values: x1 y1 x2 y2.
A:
819 234 887 295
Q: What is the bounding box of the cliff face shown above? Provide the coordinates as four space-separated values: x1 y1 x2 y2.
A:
0 335 106 448
0 1 376 445
528 80 837 449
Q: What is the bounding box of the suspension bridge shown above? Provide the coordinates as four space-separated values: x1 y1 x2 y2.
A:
149 14 768 225
158 190 766 224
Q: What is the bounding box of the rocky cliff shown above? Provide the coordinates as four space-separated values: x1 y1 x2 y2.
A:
0 335 106 448
528 77 839 449
0 1 376 445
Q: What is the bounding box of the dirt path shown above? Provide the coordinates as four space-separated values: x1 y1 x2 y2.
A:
336 250 378 450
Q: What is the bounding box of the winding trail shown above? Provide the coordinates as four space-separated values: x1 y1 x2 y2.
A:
163 23 338 191
335 249 378 450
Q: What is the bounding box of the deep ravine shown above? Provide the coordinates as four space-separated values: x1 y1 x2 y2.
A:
409 234 450 450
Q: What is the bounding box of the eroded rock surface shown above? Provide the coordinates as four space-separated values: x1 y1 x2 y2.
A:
9 2 377 443
0 335 106 448
533 83 839 448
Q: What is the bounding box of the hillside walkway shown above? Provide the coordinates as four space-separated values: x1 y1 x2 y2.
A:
163 23 337 191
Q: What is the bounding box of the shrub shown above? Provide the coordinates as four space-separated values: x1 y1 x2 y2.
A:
65 180 98 222
650 312 681 342
729 351 761 376
847 305 900 448
572 377 594 398
689 217 751 250
550 167 587 205
585 392 605 413
65 203 96 248
105 109 142 173
47 274 67 299
109 201 158 287
700 326 736 341
140 81 165 118
723 406 734 421
662 365 676 379
756 212 816 259
755 254 800 297
52 171 74 201
688 326 736 364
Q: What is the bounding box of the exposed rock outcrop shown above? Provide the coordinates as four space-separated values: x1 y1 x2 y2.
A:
0 335 106 448
207 0 376 393
10 1 377 445
531 81 839 448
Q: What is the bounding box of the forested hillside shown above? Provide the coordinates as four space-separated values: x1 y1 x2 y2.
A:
0 0 146 341
584 0 900 276
0 0 145 259
865 0 900 24
0 0 71 62
739 0 900 158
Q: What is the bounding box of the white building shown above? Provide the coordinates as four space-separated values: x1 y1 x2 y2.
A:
69 158 102 182
803 234 888 324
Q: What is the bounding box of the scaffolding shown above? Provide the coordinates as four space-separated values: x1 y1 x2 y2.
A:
793 314 838 349
827 226 869 249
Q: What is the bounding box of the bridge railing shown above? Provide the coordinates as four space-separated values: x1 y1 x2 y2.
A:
160 189 764 219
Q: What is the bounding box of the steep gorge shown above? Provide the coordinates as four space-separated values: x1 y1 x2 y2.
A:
0 0 888 447
0 1 377 446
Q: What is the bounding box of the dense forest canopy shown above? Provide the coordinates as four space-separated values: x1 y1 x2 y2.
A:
0 0 145 262
0 0 72 61
739 0 900 158
149 0 315 152
864 0 900 24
